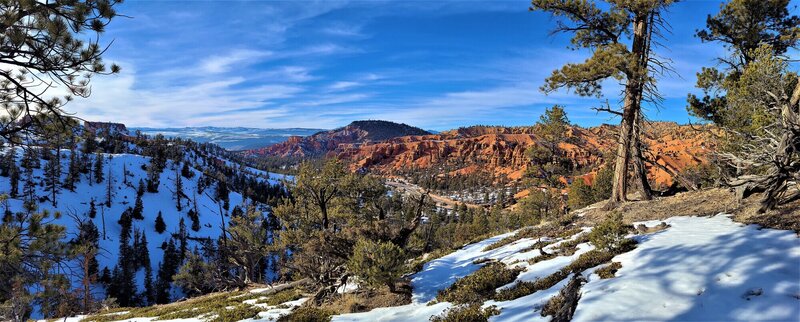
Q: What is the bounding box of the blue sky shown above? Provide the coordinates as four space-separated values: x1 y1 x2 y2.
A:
65 0 796 130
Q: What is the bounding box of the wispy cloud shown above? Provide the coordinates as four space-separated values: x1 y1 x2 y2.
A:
200 50 271 74
67 0 723 130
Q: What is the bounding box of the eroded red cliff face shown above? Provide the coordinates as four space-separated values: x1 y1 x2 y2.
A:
247 122 716 188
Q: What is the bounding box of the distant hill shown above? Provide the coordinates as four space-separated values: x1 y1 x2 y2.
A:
246 120 431 158
131 126 325 151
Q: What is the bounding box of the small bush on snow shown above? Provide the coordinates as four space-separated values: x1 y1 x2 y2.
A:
595 262 622 279
430 304 500 322
436 262 522 304
589 212 630 252
277 306 333 322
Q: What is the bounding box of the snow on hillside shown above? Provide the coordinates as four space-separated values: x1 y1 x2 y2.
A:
48 205 798 322
1 148 267 300
332 214 800 322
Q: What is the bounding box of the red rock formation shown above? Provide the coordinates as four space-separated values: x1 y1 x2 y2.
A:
248 122 716 188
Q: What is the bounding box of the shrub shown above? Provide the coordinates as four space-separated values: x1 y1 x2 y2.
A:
210 305 260 322
430 304 500 322
348 238 406 291
591 166 613 201
540 293 565 317
588 212 629 252
496 245 636 301
567 178 594 209
437 262 522 304
596 262 622 279
277 306 333 322
256 288 303 306
472 258 494 265
552 233 590 255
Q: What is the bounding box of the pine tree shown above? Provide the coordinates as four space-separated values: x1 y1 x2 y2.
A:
181 162 194 179
43 150 61 207
174 248 214 297
88 199 97 219
122 163 128 186
215 179 230 211
155 211 166 234
146 160 161 193
177 218 188 262
64 147 80 191
188 209 200 232
155 239 179 304
567 178 594 210
20 148 39 203
70 218 100 314
688 0 799 128
93 152 104 184
132 189 144 220
0 148 13 177
143 262 155 305
140 233 154 305
174 166 183 211
99 267 112 285
113 208 138 307
7 149 19 198
526 105 573 188
0 199 69 321
530 0 676 207
105 163 114 208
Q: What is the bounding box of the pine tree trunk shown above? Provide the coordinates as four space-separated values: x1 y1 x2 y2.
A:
606 14 650 209
632 109 653 200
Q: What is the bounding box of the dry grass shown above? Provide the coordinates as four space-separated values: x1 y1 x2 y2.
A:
576 188 800 234
320 281 412 315
595 262 622 279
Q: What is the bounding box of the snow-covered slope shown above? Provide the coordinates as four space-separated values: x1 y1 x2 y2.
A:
2 148 273 302
332 214 800 322
57 211 799 322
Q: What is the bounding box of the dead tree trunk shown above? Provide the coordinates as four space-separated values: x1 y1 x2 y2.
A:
551 273 587 322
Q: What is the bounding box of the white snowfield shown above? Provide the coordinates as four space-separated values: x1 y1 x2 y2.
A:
333 214 800 322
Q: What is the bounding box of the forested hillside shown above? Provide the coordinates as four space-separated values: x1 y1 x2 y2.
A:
0 124 289 319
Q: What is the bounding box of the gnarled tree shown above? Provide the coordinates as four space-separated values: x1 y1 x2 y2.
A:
718 46 799 213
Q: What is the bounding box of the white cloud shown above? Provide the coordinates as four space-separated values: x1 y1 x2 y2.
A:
200 49 271 74
328 81 361 90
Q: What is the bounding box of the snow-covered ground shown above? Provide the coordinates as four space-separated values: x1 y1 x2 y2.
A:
2 148 275 306
574 215 800 321
333 214 800 322
48 203 799 322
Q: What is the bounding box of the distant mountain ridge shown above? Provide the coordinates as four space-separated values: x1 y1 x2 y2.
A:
131 126 325 151
246 120 431 158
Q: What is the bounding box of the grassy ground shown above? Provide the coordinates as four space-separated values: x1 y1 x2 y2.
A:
83 284 307 322
577 188 800 233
